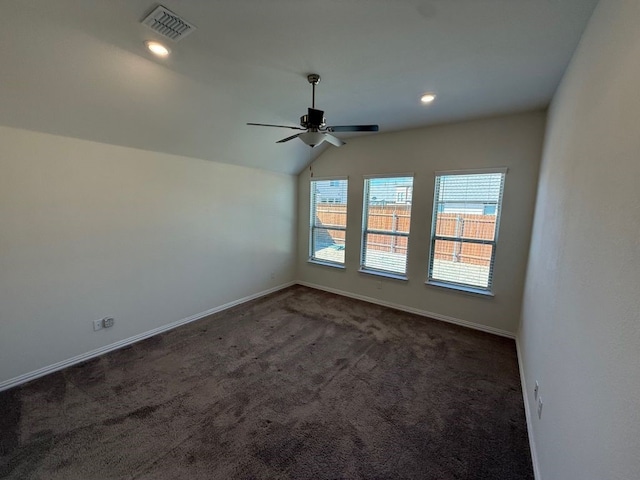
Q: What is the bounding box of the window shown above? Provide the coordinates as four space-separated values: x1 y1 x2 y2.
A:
310 178 348 265
428 169 507 293
361 176 414 277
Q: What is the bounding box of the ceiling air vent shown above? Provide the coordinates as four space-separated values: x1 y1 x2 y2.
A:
141 5 196 42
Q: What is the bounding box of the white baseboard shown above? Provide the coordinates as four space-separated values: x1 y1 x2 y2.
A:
296 281 515 339
515 335 542 480
0 282 295 392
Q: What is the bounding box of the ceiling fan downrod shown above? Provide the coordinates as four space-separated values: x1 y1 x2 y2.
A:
308 73 320 109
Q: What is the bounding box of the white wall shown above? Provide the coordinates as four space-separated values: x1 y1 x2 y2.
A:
0 126 296 386
518 1 640 479
297 111 545 335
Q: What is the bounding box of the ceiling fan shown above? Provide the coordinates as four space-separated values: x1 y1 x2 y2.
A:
247 73 379 147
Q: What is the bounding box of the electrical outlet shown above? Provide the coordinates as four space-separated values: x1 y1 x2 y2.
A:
537 396 543 419
93 317 114 331
534 381 539 400
376 281 382 290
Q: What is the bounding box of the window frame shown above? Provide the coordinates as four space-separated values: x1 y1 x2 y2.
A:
427 168 507 295
360 174 414 280
309 177 348 268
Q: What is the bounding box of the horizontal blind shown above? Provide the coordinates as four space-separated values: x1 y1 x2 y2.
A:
429 172 505 290
362 176 413 275
310 179 348 264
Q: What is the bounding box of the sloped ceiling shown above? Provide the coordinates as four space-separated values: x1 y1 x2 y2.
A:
0 0 598 175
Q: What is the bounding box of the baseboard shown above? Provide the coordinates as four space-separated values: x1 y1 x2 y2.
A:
296 281 515 339
515 335 542 480
0 281 296 392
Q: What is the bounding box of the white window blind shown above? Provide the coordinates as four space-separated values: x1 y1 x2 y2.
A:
310 179 348 265
361 176 414 276
428 170 506 291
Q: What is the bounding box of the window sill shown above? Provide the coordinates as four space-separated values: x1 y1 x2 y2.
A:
308 259 346 270
425 280 494 297
359 268 408 281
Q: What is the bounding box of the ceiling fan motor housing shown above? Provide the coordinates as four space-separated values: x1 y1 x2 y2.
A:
301 108 326 129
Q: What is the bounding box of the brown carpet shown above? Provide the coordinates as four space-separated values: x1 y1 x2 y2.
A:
0 285 533 479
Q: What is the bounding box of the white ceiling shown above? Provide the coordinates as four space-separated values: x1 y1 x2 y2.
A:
0 0 598 175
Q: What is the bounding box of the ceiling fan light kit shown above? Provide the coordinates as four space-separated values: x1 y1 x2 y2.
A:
247 73 379 147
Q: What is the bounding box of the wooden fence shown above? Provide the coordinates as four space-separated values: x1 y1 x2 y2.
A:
433 214 495 266
315 204 496 265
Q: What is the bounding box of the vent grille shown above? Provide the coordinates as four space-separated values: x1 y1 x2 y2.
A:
141 5 196 42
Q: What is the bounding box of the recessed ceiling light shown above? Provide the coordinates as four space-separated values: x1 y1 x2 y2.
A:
421 93 436 104
145 41 170 57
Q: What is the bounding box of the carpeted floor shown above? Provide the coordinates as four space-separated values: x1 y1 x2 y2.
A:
0 285 533 479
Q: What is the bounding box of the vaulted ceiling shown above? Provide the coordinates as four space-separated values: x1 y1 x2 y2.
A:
0 0 598 174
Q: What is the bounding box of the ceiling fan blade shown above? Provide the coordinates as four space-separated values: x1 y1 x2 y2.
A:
247 122 306 130
323 134 345 147
326 125 379 132
276 133 303 143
